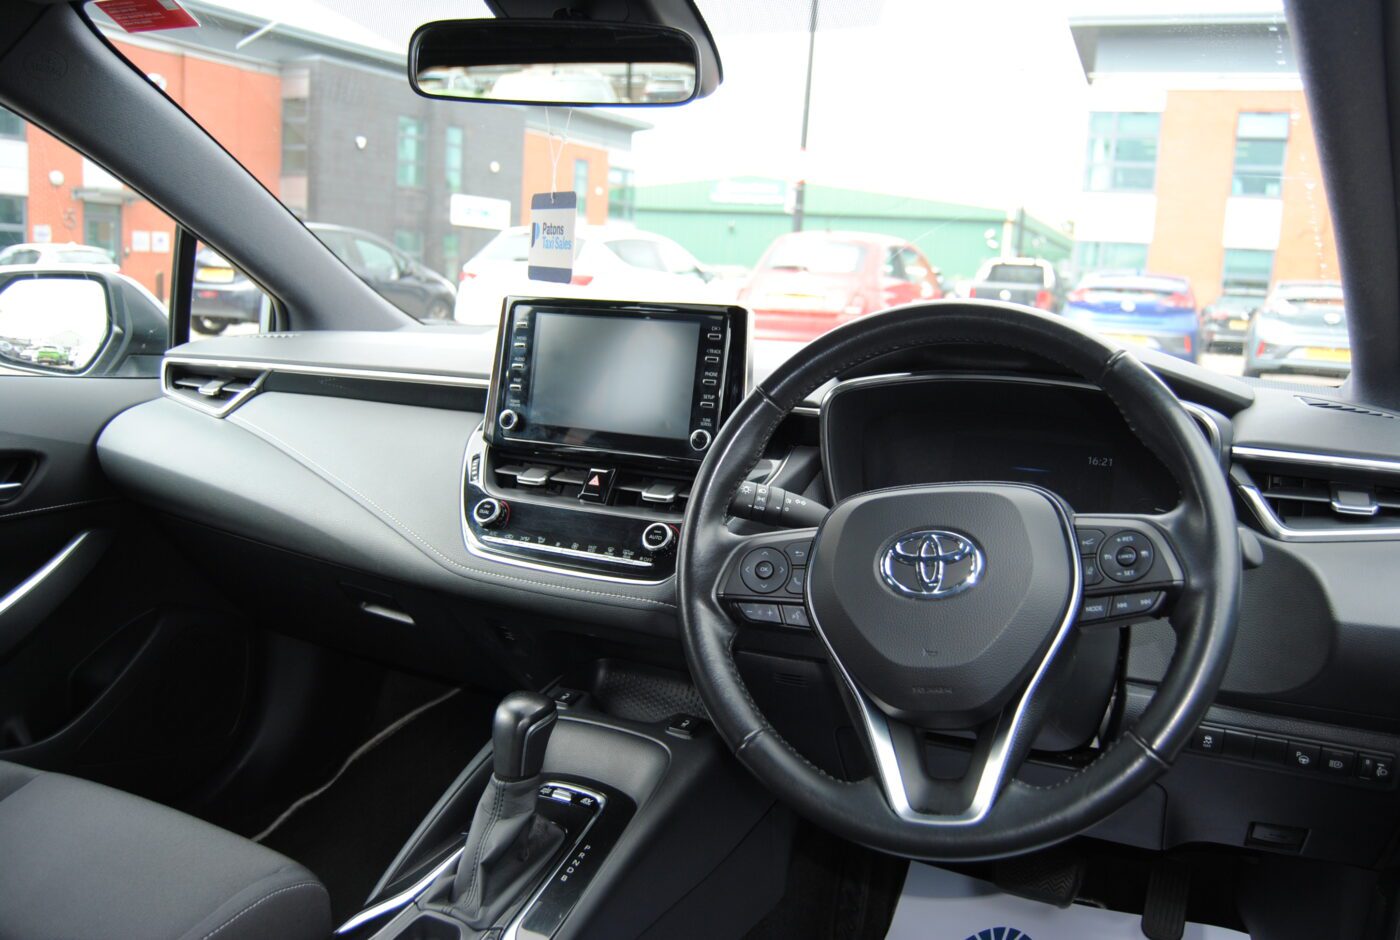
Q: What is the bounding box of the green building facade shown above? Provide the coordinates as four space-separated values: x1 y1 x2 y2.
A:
618 177 1072 280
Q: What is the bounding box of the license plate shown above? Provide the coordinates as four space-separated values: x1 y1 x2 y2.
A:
1228 319 1248 330
1102 332 1154 347
197 266 235 284
1303 347 1350 363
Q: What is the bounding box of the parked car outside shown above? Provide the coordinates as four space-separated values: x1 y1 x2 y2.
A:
1062 272 1200 362
1243 280 1348 378
966 257 1060 311
738 231 943 342
194 223 458 333
0 242 119 272
454 223 717 325
1200 292 1262 352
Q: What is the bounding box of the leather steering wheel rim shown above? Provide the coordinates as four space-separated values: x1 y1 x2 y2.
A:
677 300 1240 860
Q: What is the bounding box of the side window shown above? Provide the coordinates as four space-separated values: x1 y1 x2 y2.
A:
608 238 668 272
0 249 40 265
882 249 907 281
899 248 930 282
353 237 400 279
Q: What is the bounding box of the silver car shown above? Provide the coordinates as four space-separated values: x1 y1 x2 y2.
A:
1242 280 1349 379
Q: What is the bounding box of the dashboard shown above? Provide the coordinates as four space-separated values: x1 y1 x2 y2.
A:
90 297 1400 873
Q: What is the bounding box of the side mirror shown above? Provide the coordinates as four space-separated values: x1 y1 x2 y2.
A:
0 270 166 377
410 19 701 106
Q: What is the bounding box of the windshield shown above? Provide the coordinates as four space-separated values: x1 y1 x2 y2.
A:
73 0 1342 385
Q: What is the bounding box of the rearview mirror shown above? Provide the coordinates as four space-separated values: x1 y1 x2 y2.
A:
409 19 699 106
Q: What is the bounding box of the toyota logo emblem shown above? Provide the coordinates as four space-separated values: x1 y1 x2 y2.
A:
880 530 985 599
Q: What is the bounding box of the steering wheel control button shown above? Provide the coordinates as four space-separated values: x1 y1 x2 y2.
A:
1289 742 1321 771
1081 557 1104 586
578 467 614 503
1079 597 1110 622
783 541 812 566
498 408 520 431
688 428 712 452
1100 530 1154 582
1111 592 1163 619
785 569 806 595
1191 726 1224 754
472 498 507 528
666 714 704 738
1076 528 1105 554
641 522 676 553
740 548 790 594
780 604 812 628
736 602 782 624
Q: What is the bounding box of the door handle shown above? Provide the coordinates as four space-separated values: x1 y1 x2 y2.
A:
0 530 113 660
0 453 36 505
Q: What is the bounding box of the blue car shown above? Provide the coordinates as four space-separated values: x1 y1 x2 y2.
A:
1062 273 1200 362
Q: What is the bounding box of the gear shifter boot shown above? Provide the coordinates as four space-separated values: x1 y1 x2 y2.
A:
451 775 565 927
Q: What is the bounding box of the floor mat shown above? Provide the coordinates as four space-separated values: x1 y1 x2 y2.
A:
256 688 495 925
886 863 1249 939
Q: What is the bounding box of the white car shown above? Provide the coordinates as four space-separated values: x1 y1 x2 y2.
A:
454 224 719 326
0 242 119 272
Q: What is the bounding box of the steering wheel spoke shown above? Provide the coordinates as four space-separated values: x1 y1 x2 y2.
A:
1072 511 1186 630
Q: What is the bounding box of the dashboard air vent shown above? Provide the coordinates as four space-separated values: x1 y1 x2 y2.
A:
1234 454 1400 540
491 461 690 516
162 360 267 416
1297 396 1398 421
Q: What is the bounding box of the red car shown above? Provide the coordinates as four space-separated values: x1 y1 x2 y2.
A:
739 231 944 341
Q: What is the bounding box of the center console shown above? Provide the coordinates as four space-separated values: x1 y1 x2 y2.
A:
462 298 750 581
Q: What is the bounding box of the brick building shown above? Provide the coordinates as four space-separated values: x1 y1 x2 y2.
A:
1069 12 1339 306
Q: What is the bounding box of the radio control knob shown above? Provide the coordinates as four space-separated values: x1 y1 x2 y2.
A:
473 497 508 528
499 409 520 432
689 428 712 452
642 522 676 554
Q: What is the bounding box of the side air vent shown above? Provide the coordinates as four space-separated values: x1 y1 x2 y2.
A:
162 360 267 416
1297 396 1399 421
1233 452 1400 541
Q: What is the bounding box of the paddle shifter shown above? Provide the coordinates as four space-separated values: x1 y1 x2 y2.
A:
449 692 564 928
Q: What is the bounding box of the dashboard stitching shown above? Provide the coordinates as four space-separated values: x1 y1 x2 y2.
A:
0 498 107 521
227 414 678 609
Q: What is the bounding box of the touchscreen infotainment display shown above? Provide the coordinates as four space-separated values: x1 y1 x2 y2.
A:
529 312 701 441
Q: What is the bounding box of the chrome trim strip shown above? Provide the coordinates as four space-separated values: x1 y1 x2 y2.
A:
479 535 654 569
501 782 608 940
1232 445 1400 476
163 354 490 389
803 487 1084 826
1236 483 1400 542
0 482 21 492
458 428 674 586
333 847 465 934
0 531 96 620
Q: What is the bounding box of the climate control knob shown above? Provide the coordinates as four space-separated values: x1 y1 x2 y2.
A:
472 497 508 528
642 522 676 554
499 409 520 432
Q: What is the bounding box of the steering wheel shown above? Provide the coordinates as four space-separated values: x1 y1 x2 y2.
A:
677 301 1240 859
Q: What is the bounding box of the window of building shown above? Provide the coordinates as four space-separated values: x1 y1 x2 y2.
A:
608 167 635 221
282 97 308 175
573 158 589 216
443 232 461 280
1232 112 1290 197
1074 241 1149 272
0 196 24 248
1222 248 1274 295
396 116 425 188
445 126 464 192
393 229 423 260
1084 112 1160 192
0 106 23 140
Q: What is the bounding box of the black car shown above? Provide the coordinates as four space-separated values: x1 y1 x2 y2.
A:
192 224 456 333
1200 292 1262 352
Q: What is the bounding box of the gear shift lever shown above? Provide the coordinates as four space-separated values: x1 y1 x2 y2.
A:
449 692 564 928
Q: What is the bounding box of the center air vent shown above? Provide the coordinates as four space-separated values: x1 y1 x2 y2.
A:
1233 452 1400 541
491 460 690 514
162 360 267 416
